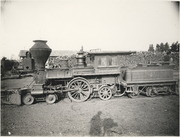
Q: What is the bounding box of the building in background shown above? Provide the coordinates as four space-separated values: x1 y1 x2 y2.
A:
18 50 76 70
21 51 34 71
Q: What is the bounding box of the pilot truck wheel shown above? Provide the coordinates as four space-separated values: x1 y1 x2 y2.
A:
22 94 34 105
98 86 112 101
46 94 57 104
68 77 91 102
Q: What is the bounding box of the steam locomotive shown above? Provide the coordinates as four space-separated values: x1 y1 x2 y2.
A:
20 40 177 105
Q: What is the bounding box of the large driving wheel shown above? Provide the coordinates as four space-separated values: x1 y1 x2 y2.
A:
67 77 91 102
98 86 112 101
22 94 34 105
46 94 57 104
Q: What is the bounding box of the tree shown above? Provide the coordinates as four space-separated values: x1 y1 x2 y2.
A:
156 44 161 52
159 42 165 52
148 44 154 52
171 41 179 52
1 57 19 71
155 42 170 52
164 42 170 52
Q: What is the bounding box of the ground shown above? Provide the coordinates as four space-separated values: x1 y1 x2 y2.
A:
1 77 179 136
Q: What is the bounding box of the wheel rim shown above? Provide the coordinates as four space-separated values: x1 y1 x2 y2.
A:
68 78 91 102
46 94 56 104
98 86 112 100
23 94 34 105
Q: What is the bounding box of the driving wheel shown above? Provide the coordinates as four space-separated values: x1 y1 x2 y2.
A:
68 77 91 102
98 86 112 101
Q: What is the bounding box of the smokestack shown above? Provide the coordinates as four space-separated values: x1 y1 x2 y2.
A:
30 40 52 71
30 40 52 84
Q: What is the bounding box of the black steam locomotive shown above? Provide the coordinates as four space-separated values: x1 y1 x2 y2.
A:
19 40 177 105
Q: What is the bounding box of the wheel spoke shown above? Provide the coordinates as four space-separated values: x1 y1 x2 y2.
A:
70 85 75 89
81 82 86 88
81 91 88 97
72 83 76 87
80 93 84 100
82 88 89 91
74 93 79 99
77 93 81 99
71 91 78 97
74 82 78 87
71 90 77 94
82 85 88 90
78 81 82 87
70 91 77 97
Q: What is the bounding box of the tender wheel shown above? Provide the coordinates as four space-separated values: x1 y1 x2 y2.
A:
46 94 57 104
127 92 138 98
167 86 174 95
68 77 91 102
127 86 139 98
146 87 156 97
22 94 34 105
98 86 112 101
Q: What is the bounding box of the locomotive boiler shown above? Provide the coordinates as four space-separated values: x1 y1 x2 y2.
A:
16 40 178 105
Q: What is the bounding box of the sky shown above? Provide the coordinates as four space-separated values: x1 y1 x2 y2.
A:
1 0 179 59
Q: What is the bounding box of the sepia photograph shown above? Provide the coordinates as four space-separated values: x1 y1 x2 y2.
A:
1 0 179 136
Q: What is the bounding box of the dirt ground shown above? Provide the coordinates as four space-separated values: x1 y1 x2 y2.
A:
1 77 179 136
